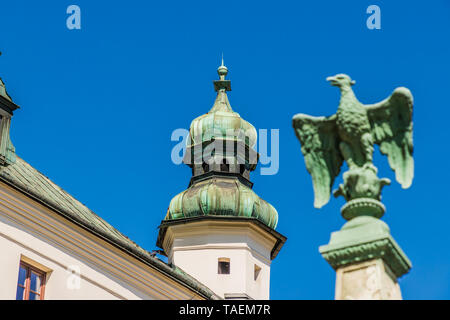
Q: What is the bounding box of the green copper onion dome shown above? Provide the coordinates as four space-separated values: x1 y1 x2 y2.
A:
164 61 278 229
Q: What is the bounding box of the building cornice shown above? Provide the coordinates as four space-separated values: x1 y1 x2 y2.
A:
157 216 287 261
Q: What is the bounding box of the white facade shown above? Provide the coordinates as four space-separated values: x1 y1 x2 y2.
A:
160 219 283 300
0 180 213 300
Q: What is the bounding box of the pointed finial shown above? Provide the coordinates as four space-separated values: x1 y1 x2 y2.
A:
217 54 228 80
213 55 231 92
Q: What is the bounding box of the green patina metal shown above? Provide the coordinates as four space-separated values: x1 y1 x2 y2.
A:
293 74 414 278
0 52 12 102
164 61 278 229
165 176 278 229
0 77 12 102
293 74 413 210
0 52 18 166
189 63 257 149
189 95 257 150
319 216 411 278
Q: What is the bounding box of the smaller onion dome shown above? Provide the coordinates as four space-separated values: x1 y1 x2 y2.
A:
188 60 257 149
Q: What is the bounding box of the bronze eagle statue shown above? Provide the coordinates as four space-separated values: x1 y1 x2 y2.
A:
292 74 413 209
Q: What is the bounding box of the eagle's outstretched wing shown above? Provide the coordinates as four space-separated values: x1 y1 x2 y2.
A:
366 87 414 188
292 114 343 208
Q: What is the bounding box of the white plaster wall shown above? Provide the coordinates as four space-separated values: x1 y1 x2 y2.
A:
0 181 209 300
169 228 273 300
0 214 122 299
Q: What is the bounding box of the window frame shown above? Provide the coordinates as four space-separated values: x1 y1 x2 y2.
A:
17 261 46 300
218 257 230 275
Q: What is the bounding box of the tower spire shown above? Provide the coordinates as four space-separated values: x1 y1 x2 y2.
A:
211 57 232 113
214 56 231 92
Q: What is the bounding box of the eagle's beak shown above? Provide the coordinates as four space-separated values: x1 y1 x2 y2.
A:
326 76 338 86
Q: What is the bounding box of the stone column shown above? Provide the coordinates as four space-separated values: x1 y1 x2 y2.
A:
319 199 412 300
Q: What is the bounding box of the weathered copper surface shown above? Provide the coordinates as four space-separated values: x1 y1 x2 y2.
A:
165 62 278 229
166 176 278 229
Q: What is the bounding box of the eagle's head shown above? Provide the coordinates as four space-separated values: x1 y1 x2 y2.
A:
326 74 356 88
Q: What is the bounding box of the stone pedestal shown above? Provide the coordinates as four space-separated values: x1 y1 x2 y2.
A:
335 259 402 300
319 215 411 300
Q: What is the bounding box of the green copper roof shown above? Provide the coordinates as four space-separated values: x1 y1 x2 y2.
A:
164 62 279 230
0 156 219 299
165 176 278 229
188 60 257 149
189 91 257 148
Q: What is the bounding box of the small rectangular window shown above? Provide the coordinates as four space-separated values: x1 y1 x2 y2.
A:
16 262 46 300
218 257 230 274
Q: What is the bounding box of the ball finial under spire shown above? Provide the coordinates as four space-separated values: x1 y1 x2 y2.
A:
217 54 228 79
213 55 231 92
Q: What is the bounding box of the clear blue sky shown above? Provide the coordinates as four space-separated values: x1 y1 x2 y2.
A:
1 1 449 299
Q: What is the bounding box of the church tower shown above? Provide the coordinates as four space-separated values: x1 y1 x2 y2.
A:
157 62 286 300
